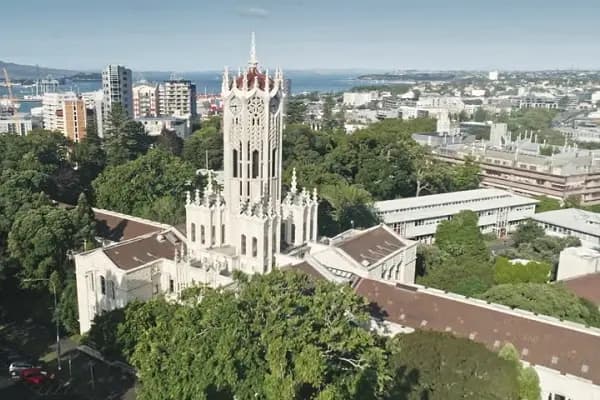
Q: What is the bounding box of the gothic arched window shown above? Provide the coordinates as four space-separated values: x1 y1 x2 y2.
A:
272 147 277 177
252 150 259 178
233 149 238 178
201 225 205 245
252 237 258 257
191 223 196 242
241 235 247 255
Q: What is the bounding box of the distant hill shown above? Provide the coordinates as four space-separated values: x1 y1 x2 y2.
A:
0 61 85 81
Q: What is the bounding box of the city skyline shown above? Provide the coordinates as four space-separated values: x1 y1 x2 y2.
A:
3 0 600 72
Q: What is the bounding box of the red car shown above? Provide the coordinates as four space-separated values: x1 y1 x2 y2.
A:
20 368 51 385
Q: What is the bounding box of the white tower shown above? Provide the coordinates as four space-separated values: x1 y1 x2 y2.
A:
186 33 310 276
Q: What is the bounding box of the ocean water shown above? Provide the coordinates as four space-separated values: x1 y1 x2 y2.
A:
2 71 371 99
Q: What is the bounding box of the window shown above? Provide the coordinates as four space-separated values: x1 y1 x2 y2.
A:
211 226 216 245
100 276 106 295
221 224 226 243
191 223 196 242
153 284 159 295
109 281 115 300
233 149 238 177
169 279 174 293
272 148 277 177
252 237 258 257
252 150 259 178
241 235 247 255
201 225 205 244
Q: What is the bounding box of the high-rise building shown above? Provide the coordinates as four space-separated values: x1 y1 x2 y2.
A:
132 84 160 118
159 80 197 118
42 92 77 132
63 99 88 143
102 65 133 118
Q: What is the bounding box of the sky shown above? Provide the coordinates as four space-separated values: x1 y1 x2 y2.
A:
2 0 600 72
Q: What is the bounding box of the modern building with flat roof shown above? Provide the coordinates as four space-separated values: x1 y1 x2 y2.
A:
374 188 538 242
532 208 600 249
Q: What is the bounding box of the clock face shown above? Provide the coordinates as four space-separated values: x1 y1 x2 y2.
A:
270 97 280 113
230 98 241 115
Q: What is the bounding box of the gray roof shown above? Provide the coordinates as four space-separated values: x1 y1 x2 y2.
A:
375 189 537 223
533 208 600 237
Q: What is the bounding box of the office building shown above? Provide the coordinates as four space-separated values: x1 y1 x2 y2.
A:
532 208 600 249
159 80 197 118
132 84 160 118
102 64 133 118
374 188 538 242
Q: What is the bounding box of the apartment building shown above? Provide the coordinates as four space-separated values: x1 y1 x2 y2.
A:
42 92 77 132
159 80 197 118
102 65 133 118
132 84 160 118
63 99 88 142
0 113 33 135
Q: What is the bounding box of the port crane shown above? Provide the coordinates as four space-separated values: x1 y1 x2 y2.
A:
2 68 20 113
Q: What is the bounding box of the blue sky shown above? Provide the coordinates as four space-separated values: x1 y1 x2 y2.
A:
2 0 600 71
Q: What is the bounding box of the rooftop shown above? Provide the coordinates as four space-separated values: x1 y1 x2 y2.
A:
333 225 408 267
375 188 536 214
355 278 600 385
103 231 180 271
532 208 600 237
94 208 166 242
562 273 600 306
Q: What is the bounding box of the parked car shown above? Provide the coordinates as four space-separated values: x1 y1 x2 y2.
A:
9 361 35 378
21 368 51 385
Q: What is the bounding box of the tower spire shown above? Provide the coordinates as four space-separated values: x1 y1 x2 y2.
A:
249 32 258 68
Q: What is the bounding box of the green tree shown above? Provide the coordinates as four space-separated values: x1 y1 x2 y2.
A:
285 99 308 124
131 271 388 400
498 343 541 400
481 283 600 327
93 148 198 224
435 210 489 262
182 125 224 170
7 205 79 287
472 108 491 122
450 157 481 191
535 196 561 213
104 104 151 166
73 193 97 250
155 128 184 156
58 277 79 335
319 183 379 236
72 123 106 189
494 257 551 284
419 260 494 297
386 331 520 400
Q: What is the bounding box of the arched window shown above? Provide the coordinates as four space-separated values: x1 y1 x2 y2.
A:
291 224 296 244
211 226 216 245
221 224 226 244
272 147 277 177
191 223 196 242
241 235 247 255
252 237 258 257
100 276 106 295
201 225 205 244
252 150 259 178
233 149 238 178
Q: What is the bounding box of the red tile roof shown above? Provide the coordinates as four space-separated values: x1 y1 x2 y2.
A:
103 232 178 271
94 210 164 242
234 68 273 91
334 226 406 266
355 278 600 384
562 273 600 306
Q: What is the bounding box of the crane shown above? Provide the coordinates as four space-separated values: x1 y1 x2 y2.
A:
2 68 19 113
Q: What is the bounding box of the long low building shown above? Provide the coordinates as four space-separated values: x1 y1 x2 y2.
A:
532 208 600 249
353 278 600 400
374 188 538 242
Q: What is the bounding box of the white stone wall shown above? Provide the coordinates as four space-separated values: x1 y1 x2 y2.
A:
557 247 600 281
535 364 600 400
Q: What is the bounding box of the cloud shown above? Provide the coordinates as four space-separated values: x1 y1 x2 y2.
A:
236 7 270 18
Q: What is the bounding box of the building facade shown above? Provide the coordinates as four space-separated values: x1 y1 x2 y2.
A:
42 92 77 132
75 37 417 335
375 188 538 242
132 84 160 118
532 208 600 249
102 64 133 118
63 99 88 143
159 80 197 118
0 113 32 135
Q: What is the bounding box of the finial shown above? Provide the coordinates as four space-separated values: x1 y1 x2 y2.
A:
206 170 214 195
290 168 298 194
195 188 200 205
249 32 258 68
312 187 318 203
186 190 191 205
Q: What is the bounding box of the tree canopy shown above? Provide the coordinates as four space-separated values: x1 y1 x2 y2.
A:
480 283 600 327
493 257 550 285
93 148 199 225
387 331 521 400
182 122 224 170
